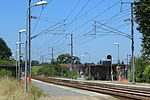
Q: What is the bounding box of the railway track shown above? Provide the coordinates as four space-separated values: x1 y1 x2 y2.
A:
32 75 150 100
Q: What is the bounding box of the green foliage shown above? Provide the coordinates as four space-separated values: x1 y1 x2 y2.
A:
35 63 78 79
57 54 71 64
0 59 15 65
134 1 150 58
56 54 80 64
143 65 150 83
32 66 42 74
134 57 147 82
0 38 12 59
31 60 39 66
0 69 12 77
129 56 149 82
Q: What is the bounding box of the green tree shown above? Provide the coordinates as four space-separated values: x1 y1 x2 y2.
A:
57 54 80 64
143 65 150 83
134 57 147 82
134 0 150 59
0 38 12 59
31 60 39 66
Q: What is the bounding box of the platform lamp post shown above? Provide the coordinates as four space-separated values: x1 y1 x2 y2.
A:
114 42 120 81
25 0 48 92
18 29 26 83
15 43 19 82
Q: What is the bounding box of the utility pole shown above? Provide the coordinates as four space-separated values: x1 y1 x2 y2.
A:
126 54 131 81
41 55 44 74
16 43 18 82
24 32 28 92
121 2 135 83
114 42 120 81
28 0 32 78
70 34 73 79
131 3 135 84
25 0 31 93
18 32 22 82
52 47 54 76
52 47 54 62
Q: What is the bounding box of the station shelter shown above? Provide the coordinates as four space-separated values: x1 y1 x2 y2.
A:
90 63 127 81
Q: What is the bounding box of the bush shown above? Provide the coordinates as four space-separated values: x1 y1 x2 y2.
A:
0 69 12 77
134 57 147 82
143 65 150 83
36 64 76 78
0 59 15 65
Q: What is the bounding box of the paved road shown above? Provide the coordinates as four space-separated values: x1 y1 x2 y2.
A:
32 79 118 100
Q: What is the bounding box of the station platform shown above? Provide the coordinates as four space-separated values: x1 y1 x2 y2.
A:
47 77 150 90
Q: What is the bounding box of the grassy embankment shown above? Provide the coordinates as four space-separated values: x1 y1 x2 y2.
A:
0 77 47 100
32 66 42 74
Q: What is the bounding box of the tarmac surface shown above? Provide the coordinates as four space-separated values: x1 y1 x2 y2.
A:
32 79 118 100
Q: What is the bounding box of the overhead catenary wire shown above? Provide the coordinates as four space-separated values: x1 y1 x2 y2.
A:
69 0 91 25
31 20 66 39
32 0 130 61
66 0 105 31
66 0 81 19
95 24 131 39
32 0 53 34
67 0 123 34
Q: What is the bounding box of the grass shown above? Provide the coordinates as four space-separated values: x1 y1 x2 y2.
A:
32 66 42 74
0 77 47 100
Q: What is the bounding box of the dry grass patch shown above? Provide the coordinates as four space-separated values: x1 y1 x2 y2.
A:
0 77 47 100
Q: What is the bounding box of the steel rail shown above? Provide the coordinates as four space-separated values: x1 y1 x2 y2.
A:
32 75 150 100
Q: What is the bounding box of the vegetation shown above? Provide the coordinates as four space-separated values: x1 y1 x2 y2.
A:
0 59 15 65
36 64 73 78
32 66 42 74
0 38 12 60
143 65 150 83
129 56 150 83
0 37 14 66
32 54 80 79
0 69 12 77
0 77 46 100
134 57 147 82
126 0 150 83
57 54 80 64
31 60 40 66
134 0 150 59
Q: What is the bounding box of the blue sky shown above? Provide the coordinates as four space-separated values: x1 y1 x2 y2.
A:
0 0 141 64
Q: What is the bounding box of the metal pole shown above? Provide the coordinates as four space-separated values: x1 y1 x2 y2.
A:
18 32 21 82
131 3 135 84
121 1 135 84
24 0 31 92
52 47 54 76
127 54 129 81
71 34 73 79
88 54 91 79
111 59 113 81
29 0 32 79
41 55 44 74
16 44 18 81
24 32 28 92
118 44 120 81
